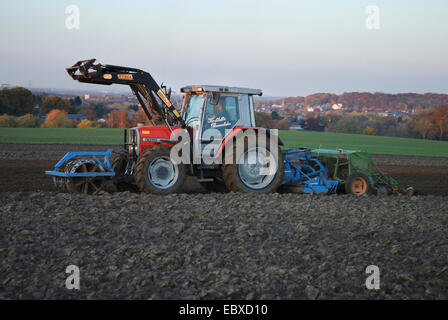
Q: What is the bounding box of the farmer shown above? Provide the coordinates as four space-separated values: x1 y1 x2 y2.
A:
212 100 231 122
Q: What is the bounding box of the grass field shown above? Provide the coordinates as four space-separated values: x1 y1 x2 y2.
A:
279 130 448 157
1 128 448 157
0 128 123 145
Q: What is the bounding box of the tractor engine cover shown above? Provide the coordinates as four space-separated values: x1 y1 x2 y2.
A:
130 125 183 157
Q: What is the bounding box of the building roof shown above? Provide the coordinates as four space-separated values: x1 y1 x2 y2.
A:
67 114 87 120
40 114 87 120
180 85 262 96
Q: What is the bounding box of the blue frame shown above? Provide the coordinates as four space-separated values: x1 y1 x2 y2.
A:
45 150 115 178
283 148 338 194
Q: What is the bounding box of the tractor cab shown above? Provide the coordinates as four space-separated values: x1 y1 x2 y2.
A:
180 85 261 138
180 85 262 164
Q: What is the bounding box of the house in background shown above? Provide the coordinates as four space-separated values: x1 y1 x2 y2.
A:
40 114 87 120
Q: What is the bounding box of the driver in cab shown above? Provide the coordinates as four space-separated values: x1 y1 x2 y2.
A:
207 99 231 129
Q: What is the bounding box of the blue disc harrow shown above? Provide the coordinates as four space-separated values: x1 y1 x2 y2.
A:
283 148 338 194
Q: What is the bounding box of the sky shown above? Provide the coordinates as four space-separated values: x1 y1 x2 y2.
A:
0 0 447 96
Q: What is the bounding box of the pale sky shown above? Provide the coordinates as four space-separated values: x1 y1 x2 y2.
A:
0 0 447 96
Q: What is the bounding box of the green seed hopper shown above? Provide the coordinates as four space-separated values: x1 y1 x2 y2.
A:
311 149 411 195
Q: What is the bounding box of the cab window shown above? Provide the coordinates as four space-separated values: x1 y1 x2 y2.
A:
203 94 240 132
183 94 204 125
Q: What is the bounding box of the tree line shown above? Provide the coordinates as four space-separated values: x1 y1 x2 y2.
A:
2 87 448 141
263 92 448 112
254 104 448 141
0 87 85 116
0 108 150 129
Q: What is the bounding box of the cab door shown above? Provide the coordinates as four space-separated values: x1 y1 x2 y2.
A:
199 93 241 162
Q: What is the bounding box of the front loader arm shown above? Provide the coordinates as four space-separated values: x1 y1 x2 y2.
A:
66 59 185 128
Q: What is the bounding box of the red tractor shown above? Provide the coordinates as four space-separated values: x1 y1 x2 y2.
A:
58 59 285 194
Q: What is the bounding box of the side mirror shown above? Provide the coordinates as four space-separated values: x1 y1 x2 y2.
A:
210 92 220 105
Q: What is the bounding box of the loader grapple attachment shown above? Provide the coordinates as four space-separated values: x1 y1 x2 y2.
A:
66 59 185 128
66 59 101 81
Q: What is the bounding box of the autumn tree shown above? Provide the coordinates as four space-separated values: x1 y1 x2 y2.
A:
363 126 377 135
0 114 17 127
304 93 337 106
130 109 153 127
105 110 131 128
17 114 42 128
431 104 448 140
407 107 443 140
77 119 99 128
41 109 73 128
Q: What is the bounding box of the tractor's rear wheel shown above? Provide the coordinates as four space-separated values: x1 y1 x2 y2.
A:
345 172 372 195
222 141 284 193
135 145 187 194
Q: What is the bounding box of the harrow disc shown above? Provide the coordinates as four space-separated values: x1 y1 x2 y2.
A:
55 159 106 194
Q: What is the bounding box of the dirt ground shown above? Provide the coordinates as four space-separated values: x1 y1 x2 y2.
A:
0 161 58 193
378 165 448 195
1 159 447 195
1 145 448 300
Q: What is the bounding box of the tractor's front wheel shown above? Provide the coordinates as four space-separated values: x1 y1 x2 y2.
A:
222 142 284 193
135 145 186 194
111 150 129 176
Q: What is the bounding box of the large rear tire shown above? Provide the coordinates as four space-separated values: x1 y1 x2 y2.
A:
222 141 284 193
135 145 186 194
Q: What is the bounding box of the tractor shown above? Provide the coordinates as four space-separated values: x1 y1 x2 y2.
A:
45 59 412 197
47 59 287 194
